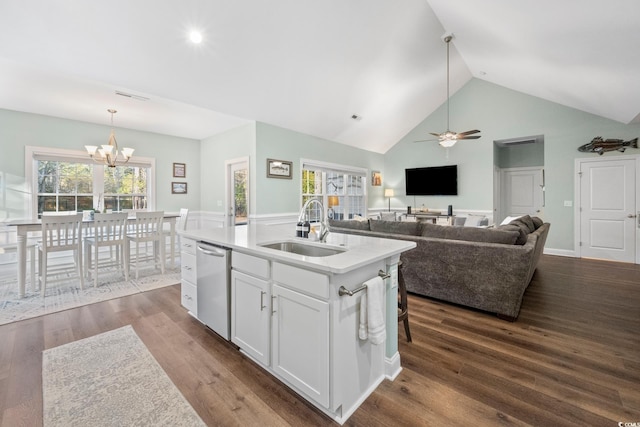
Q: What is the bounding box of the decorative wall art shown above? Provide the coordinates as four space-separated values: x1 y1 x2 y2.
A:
578 137 638 155
173 162 186 178
171 182 187 194
371 171 382 186
267 159 292 179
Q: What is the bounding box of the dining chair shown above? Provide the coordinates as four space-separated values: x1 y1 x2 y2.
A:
164 208 189 266
38 213 84 296
84 212 129 287
125 211 165 279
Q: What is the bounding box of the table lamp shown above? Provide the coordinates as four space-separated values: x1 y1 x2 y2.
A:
384 189 394 212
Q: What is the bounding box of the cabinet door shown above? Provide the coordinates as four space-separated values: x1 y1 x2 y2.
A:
231 270 270 366
272 284 329 408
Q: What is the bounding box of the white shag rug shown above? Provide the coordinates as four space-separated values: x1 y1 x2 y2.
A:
0 265 181 326
42 325 206 427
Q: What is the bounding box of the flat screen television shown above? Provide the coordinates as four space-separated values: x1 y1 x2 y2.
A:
405 165 458 196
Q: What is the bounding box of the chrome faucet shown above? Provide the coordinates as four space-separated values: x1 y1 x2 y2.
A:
298 198 330 242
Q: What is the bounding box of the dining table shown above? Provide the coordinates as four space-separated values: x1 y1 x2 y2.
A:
6 213 179 298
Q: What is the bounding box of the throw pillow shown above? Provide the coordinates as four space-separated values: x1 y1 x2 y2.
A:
511 215 535 233
500 215 522 225
370 219 420 236
531 216 543 229
497 224 528 245
378 212 397 221
463 215 488 227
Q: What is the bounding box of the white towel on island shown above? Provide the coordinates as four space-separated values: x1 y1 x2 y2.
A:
358 276 386 345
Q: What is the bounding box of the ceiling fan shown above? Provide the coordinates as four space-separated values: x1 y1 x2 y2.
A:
415 34 481 148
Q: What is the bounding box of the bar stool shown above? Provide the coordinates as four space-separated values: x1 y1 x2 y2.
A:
398 260 412 342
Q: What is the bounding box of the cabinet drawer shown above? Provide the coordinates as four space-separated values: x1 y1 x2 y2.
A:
181 252 196 283
180 238 196 255
272 263 329 300
181 280 197 315
232 251 270 279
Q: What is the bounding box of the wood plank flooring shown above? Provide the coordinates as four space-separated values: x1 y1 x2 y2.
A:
1 254 639 426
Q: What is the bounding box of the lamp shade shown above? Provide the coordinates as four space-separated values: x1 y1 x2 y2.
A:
384 189 394 198
327 196 339 208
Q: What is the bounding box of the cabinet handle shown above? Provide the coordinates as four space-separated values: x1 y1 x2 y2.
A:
271 295 277 314
183 294 191 300
260 291 266 311
184 266 192 271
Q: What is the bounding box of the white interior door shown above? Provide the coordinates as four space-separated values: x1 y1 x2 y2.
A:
578 157 637 263
500 167 544 222
226 158 249 226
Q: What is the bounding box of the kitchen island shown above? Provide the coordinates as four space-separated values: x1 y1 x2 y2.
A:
179 223 415 424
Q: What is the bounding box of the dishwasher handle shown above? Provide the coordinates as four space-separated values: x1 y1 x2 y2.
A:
197 243 227 257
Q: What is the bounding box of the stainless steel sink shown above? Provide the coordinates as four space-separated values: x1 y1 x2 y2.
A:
260 241 346 257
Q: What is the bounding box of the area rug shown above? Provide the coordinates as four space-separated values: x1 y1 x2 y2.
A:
0 265 181 326
43 325 206 427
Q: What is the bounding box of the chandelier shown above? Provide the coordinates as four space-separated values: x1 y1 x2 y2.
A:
85 109 134 168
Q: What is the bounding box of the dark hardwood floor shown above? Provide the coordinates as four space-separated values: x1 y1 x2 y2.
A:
1 255 639 426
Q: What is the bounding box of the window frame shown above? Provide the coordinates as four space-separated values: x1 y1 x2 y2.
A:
300 158 368 222
25 146 156 219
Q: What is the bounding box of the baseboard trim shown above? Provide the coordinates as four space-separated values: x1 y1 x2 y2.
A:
543 248 576 257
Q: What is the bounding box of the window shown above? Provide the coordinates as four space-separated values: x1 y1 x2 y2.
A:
301 159 367 222
26 146 155 218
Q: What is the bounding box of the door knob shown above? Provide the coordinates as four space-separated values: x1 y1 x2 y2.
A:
628 214 638 218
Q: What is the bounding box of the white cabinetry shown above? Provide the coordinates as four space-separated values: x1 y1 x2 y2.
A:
272 283 329 407
231 269 271 365
180 238 197 315
231 252 330 408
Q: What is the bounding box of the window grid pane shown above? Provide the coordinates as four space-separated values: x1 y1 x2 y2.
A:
36 160 149 216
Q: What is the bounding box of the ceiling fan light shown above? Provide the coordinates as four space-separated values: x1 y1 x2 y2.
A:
439 139 457 148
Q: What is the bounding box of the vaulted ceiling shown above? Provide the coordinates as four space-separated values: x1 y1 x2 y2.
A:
1 0 638 154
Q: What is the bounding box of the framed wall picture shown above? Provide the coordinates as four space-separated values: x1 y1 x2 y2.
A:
267 159 292 179
173 162 186 178
371 171 382 186
171 182 187 194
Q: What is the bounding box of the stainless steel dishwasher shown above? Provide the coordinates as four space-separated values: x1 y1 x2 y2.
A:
196 241 231 340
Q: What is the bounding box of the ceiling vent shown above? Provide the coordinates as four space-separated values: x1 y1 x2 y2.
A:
494 134 544 147
115 91 149 101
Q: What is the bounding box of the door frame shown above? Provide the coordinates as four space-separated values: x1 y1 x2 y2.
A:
494 166 544 224
574 154 640 264
225 156 250 227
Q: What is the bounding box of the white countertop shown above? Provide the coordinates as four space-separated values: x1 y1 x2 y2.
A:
180 223 415 275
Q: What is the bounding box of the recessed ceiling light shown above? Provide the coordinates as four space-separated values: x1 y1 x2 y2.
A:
189 31 203 44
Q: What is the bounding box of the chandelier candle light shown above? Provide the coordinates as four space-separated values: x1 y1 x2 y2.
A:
85 109 135 168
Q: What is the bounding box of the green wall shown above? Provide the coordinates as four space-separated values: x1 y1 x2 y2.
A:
254 122 385 215
0 109 201 219
496 143 544 168
386 78 640 250
199 123 256 214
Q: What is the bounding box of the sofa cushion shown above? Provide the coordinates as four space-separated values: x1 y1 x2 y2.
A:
531 216 544 229
420 223 450 239
444 226 519 245
328 218 370 231
370 219 420 236
511 215 536 233
497 224 528 245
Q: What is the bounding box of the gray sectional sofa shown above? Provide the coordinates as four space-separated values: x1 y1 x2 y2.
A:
328 215 550 321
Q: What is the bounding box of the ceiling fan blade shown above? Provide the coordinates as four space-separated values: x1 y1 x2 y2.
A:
429 132 442 137
458 129 481 136
413 138 438 143
458 135 481 140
